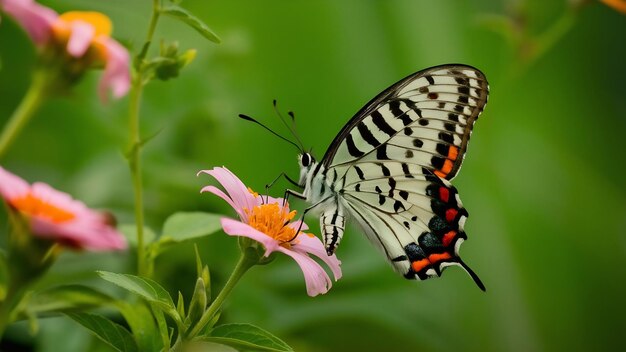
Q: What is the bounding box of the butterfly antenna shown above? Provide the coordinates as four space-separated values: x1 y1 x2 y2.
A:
238 114 302 152
273 100 306 151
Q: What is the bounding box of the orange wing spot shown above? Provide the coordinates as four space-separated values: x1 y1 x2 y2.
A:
441 159 454 174
428 252 452 264
448 146 459 161
411 259 430 272
442 230 457 247
434 170 447 178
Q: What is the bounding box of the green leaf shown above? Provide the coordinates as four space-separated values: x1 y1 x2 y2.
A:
160 5 221 43
182 341 238 352
119 224 157 246
177 291 186 319
207 323 294 352
0 250 8 300
97 271 178 319
161 212 222 243
185 278 207 326
28 285 114 314
117 301 162 352
67 312 138 352
150 302 172 350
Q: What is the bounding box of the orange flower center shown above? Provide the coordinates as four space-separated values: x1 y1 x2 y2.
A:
10 193 76 223
245 203 298 244
51 11 113 61
57 11 112 37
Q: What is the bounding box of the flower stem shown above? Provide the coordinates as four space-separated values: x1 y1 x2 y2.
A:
0 69 50 160
129 0 161 277
185 253 256 339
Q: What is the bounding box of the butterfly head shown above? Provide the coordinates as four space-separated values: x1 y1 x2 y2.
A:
297 152 317 186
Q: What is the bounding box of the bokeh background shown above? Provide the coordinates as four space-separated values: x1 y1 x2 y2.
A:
1 0 625 351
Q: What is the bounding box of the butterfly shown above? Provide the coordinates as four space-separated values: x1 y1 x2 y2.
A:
243 64 489 290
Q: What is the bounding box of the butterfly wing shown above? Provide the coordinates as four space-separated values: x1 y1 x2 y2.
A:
322 64 488 288
322 64 488 180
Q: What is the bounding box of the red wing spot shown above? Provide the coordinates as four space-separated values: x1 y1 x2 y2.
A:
428 92 439 99
411 259 430 272
446 208 458 222
442 230 457 247
428 252 452 264
439 186 449 202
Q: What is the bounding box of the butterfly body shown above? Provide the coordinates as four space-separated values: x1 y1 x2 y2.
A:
293 64 488 290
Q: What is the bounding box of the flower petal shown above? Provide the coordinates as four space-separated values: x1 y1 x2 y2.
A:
0 166 30 200
32 215 126 251
276 245 333 297
199 167 259 221
287 219 309 232
30 181 88 214
0 167 126 251
293 233 342 281
96 37 130 102
66 20 94 57
200 185 247 220
221 218 279 256
0 0 57 45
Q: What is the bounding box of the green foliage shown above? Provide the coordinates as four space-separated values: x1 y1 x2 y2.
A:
161 5 221 43
97 271 178 320
119 224 157 246
27 285 113 315
185 277 208 327
67 313 138 352
116 301 162 352
206 323 294 352
0 251 7 300
161 212 223 243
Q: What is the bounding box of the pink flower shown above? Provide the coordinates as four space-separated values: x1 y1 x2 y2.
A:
0 166 127 251
198 167 342 297
0 0 130 101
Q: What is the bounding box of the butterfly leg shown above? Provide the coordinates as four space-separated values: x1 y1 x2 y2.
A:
283 188 306 207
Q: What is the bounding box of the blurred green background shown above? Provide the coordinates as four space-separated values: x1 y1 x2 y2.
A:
1 0 625 351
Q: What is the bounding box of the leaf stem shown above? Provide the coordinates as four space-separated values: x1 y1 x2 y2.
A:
129 0 161 277
0 68 51 160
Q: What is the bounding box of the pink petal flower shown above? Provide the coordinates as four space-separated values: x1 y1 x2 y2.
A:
0 167 126 251
0 0 57 45
198 167 259 222
200 166 342 296
66 20 94 57
95 36 130 102
292 233 342 281
0 3 131 102
221 218 279 256
275 246 334 297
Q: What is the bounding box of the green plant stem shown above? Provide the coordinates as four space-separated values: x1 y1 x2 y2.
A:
185 253 256 339
0 284 25 340
129 0 161 277
0 69 50 160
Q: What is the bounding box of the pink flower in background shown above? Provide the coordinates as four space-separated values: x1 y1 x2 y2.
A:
198 167 342 297
0 0 130 101
0 167 127 251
